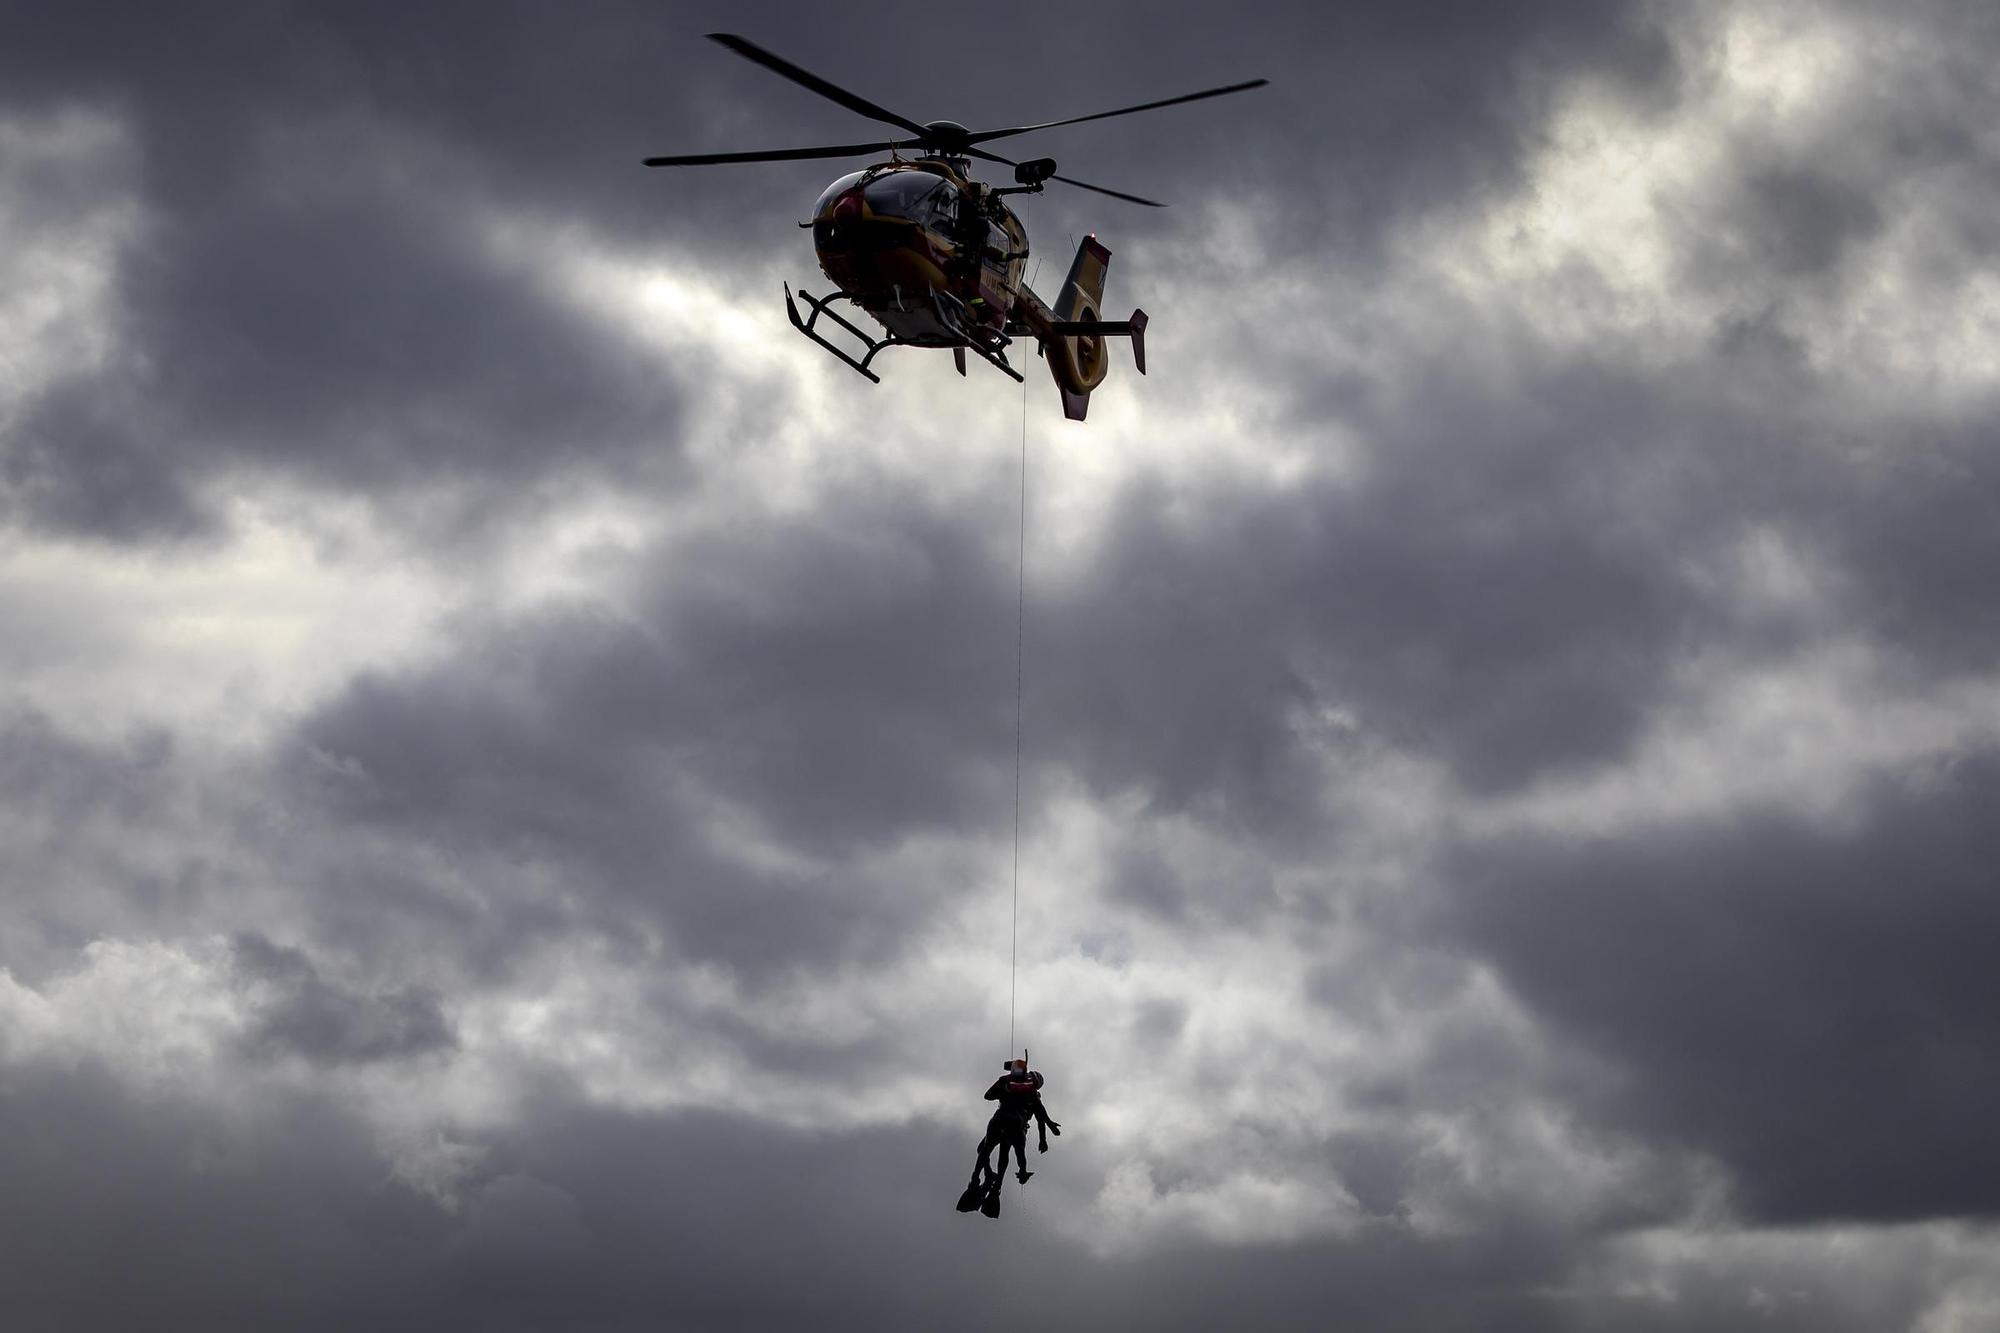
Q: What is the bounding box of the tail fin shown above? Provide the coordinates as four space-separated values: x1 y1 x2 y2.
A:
1048 236 1114 421
1055 235 1111 325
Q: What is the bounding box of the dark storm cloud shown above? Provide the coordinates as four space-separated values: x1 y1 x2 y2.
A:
8 124 696 541
5 379 210 539
0 1059 1722 1333
0 1060 448 1331
1159 0 1674 258
7 0 2000 1328
280 474 1024 979
0 0 724 242
0 0 1680 541
1 0 704 542
15 1056 1966 1333
125 150 690 486
0 710 201 983
272 330 1961 983
1654 2 2000 405
270 348 1709 982
1723 165 1884 280
1107 842 1281 928
1452 749 2000 1225
230 931 455 1064
0 708 172 828
1039 366 1715 812
0 1063 1177 1329
1817 427 2000 677
14 1065 1945 1333
1673 107 1954 315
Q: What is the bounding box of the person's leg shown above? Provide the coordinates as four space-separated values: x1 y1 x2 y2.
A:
1013 1127 1033 1181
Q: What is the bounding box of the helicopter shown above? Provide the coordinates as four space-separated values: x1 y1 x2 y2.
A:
645 34 1266 420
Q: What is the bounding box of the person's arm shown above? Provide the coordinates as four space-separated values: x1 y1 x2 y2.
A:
1034 1096 1061 1147
984 1076 1009 1102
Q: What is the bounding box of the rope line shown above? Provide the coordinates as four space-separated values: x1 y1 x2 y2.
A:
1008 190 1037 1063
1010 367 1027 1057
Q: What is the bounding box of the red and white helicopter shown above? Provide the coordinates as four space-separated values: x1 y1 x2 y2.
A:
646 34 1265 420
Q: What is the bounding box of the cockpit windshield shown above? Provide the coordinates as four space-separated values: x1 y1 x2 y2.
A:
861 170 948 222
813 170 868 218
814 167 955 225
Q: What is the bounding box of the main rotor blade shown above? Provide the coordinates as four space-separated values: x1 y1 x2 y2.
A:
963 146 1164 207
1050 173 1165 207
707 33 933 141
644 140 905 167
964 78 1269 146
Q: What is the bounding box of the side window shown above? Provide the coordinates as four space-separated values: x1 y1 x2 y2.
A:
929 187 959 231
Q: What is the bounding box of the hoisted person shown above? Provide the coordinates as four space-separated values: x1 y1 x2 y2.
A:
958 1056 1060 1218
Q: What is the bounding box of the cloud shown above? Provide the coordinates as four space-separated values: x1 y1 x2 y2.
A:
231 930 457 1064
5 0 2000 1327
0 7 697 544
1452 749 2000 1224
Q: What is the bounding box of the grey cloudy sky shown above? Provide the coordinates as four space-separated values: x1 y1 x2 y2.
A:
3 0 1999 1328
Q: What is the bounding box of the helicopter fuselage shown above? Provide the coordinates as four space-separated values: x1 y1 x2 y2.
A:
808 159 1029 349
784 153 1142 418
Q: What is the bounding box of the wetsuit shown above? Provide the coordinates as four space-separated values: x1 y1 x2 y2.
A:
977 1071 1055 1184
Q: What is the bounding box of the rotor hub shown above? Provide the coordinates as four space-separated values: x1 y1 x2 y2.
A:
921 119 972 151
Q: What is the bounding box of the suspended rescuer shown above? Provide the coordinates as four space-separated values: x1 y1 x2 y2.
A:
961 1055 1059 1218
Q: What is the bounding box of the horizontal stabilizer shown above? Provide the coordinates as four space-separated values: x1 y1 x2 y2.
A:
1048 306 1147 374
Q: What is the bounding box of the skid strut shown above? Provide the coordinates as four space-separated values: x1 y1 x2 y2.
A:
783 284 1024 384
933 289 1025 383
785 284 894 382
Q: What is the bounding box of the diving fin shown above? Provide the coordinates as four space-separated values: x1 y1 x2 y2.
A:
979 1184 1001 1219
956 1181 985 1213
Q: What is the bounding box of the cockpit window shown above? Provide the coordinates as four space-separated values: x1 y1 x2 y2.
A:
813 170 868 218
862 170 948 222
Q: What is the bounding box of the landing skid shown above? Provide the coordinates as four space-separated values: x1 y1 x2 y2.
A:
783 284 1024 384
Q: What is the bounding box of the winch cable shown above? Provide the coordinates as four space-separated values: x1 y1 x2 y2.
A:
1006 203 1040 1062
1010 365 1027 1058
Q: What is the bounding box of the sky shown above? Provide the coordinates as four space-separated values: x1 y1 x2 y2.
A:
2 0 1998 1328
